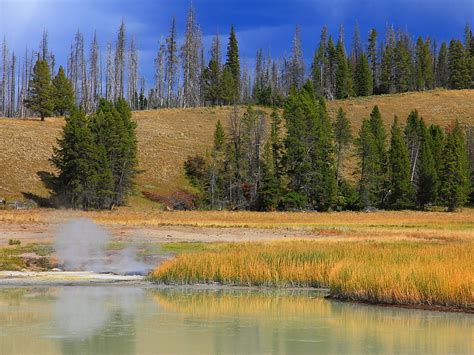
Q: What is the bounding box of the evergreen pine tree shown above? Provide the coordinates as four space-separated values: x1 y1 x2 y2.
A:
51 107 110 208
448 40 470 89
369 105 387 170
367 105 388 206
25 59 53 121
52 65 74 116
380 45 394 94
207 119 227 208
257 143 281 211
335 40 350 98
423 38 435 89
415 37 426 90
225 25 240 101
387 117 414 209
394 40 413 92
416 119 438 209
429 124 445 201
312 95 337 211
220 66 236 105
90 99 138 207
436 42 449 88
202 58 221 105
415 37 434 90
354 53 373 96
367 29 378 92
311 26 328 96
213 120 225 151
440 120 470 211
357 119 381 208
325 36 337 99
283 86 312 206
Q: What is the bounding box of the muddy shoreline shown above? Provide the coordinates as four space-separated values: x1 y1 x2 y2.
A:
1 271 471 314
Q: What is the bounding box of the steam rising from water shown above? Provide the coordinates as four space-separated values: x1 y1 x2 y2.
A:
55 218 151 275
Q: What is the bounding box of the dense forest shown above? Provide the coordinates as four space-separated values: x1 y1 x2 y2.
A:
0 5 472 211
0 5 473 118
185 84 471 212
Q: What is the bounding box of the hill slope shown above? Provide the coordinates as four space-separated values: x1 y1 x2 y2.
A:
0 90 473 207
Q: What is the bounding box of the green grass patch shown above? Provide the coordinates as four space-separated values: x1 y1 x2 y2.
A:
0 243 54 271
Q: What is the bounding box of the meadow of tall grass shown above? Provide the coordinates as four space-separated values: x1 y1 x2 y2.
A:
1 209 473 231
150 240 473 310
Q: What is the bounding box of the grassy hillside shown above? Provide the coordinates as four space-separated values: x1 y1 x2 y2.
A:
0 89 473 207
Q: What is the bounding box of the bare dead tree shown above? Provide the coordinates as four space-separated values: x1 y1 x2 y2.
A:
7 52 15 117
39 29 48 61
69 30 88 109
270 60 280 96
211 33 221 67
114 20 126 101
106 42 114 101
50 53 55 79
39 30 56 79
242 108 266 204
153 39 166 108
99 48 103 98
1 37 8 116
181 5 202 108
241 61 251 103
165 17 178 107
17 48 29 117
89 31 100 111
290 25 305 90
127 35 138 109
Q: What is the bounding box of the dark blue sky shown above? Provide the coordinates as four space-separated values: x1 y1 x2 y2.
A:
1 0 472 87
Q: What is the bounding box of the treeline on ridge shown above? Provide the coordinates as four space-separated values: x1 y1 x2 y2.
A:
0 5 474 118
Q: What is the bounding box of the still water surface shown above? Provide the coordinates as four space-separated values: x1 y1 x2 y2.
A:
0 286 472 354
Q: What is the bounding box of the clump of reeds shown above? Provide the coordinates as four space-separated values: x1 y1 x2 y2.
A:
150 240 473 310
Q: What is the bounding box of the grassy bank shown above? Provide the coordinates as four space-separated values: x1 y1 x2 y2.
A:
1 209 473 231
149 240 474 311
0 244 54 270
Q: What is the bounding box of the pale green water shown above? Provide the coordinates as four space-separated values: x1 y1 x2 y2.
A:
0 287 472 354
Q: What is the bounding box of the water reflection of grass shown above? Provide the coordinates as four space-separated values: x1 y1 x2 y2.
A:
153 289 331 318
152 288 473 327
150 240 473 311
150 288 474 353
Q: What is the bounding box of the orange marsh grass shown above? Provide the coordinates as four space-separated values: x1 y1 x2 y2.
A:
150 240 474 310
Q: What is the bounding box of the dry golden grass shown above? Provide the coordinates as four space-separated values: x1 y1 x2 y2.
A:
1 208 473 233
0 90 473 206
327 90 474 132
150 239 474 310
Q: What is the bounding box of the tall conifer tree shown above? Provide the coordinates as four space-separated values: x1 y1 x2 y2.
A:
25 59 53 121
52 66 74 116
225 25 240 101
440 121 470 211
388 117 414 209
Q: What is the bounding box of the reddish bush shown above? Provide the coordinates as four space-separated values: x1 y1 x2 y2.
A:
142 190 196 210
